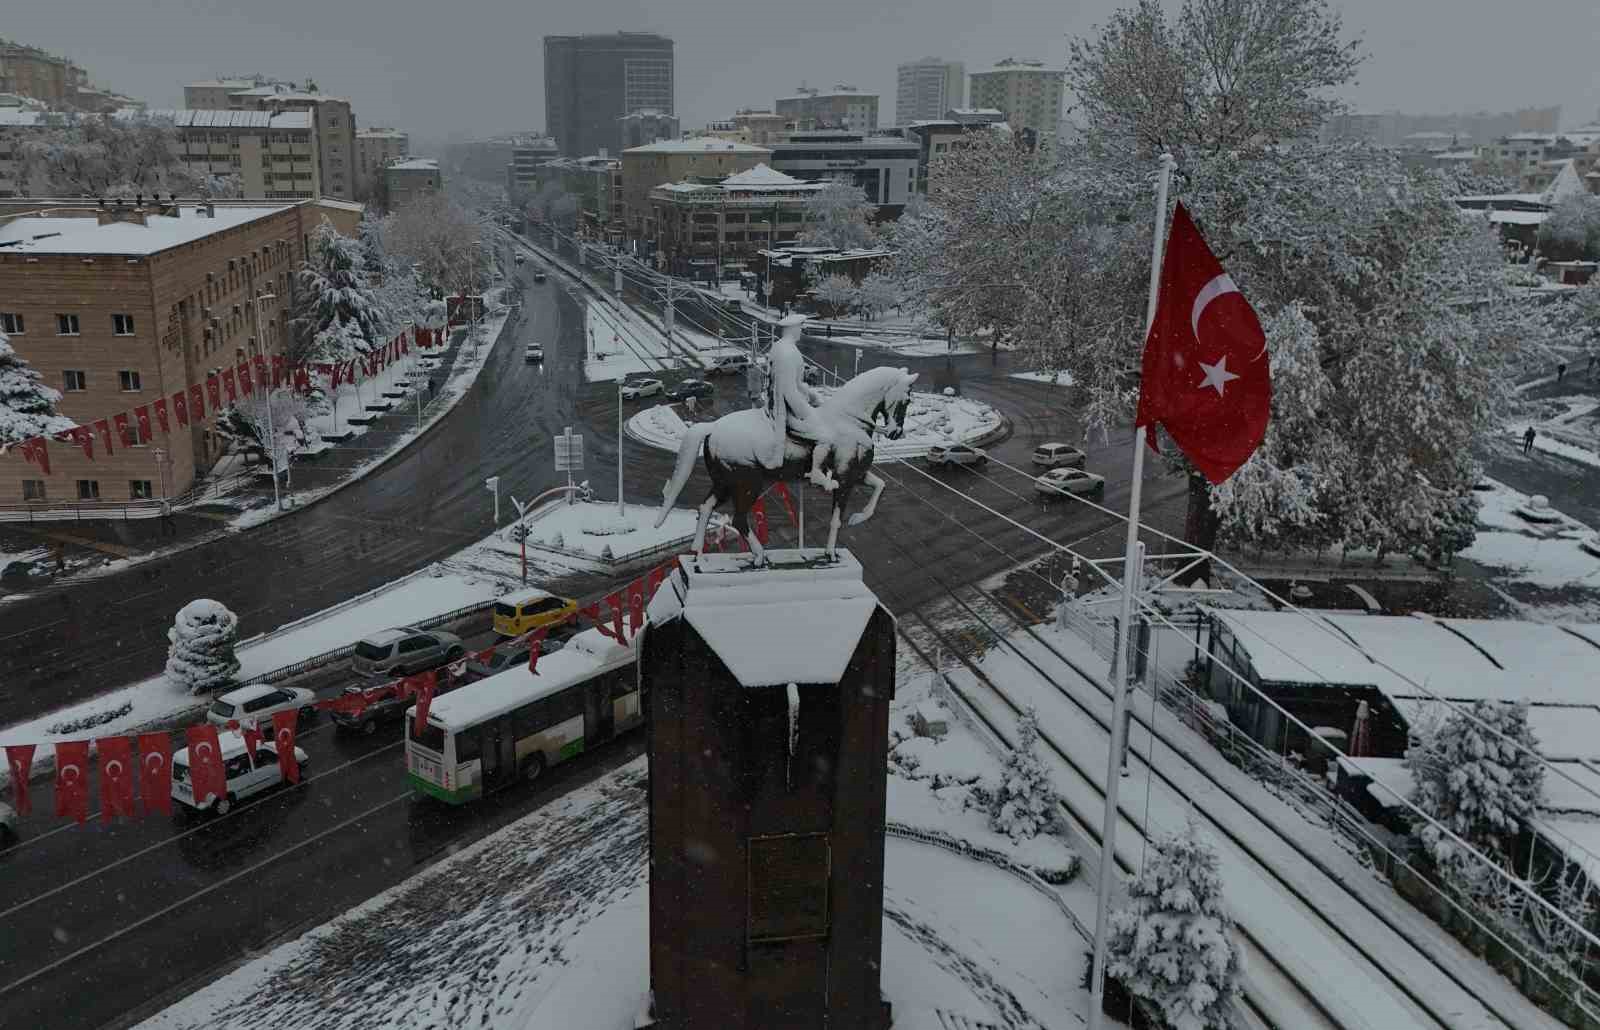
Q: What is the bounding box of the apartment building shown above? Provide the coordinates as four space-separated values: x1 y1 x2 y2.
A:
968 59 1064 143
0 198 361 504
767 131 919 208
0 39 84 108
896 58 964 125
545 33 675 158
384 158 441 209
648 164 825 277
775 86 879 134
153 109 320 200
182 80 358 200
620 137 769 244
356 127 409 202
618 109 680 150
504 136 561 196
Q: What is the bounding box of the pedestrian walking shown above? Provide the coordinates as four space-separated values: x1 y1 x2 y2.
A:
53 542 65 574
1557 361 1567 383
1589 353 1596 375
1523 426 1537 456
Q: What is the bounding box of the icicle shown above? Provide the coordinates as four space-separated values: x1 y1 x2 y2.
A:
786 682 800 790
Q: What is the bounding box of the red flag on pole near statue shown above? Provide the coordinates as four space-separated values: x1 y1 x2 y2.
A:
1134 203 1271 485
751 498 770 545
97 735 135 822
54 741 90 824
626 577 647 634
771 483 798 527
271 711 300 784
5 744 35 816
137 732 172 816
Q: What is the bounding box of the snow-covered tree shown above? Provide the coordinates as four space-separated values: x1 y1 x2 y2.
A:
0 329 76 446
853 271 902 321
990 707 1058 840
1407 699 1544 883
16 113 235 198
799 181 880 250
1538 194 1600 261
222 388 309 472
383 193 491 297
1106 820 1242 1030
813 273 857 316
294 220 386 364
165 599 242 695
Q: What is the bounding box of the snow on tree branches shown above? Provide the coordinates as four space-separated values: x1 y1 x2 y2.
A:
813 274 857 317
1106 819 1242 1030
1407 699 1544 886
165 599 242 696
16 113 243 198
989 707 1058 841
0 328 76 446
799 181 880 251
295 221 387 364
383 193 492 296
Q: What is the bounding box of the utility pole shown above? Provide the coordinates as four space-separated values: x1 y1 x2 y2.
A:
250 286 283 511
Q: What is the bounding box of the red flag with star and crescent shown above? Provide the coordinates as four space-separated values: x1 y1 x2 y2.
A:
137 732 172 816
1134 203 1271 485
54 740 91 824
97 735 136 822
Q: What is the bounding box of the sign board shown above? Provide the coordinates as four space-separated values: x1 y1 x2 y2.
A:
554 427 584 471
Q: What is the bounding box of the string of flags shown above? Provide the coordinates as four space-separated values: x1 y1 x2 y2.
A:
1 556 679 826
4 327 453 477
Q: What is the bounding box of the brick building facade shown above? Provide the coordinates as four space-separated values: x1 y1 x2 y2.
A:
0 198 361 506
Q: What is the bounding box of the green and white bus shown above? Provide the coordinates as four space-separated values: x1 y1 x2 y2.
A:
405 627 641 804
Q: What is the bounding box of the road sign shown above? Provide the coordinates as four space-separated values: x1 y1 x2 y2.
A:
555 426 584 471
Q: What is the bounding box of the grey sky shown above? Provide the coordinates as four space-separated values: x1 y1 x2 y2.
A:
11 0 1600 146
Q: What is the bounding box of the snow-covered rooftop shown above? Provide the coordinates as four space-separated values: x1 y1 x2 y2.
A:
624 138 770 155
948 107 1005 116
134 108 314 130
0 205 293 257
420 628 635 730
719 163 805 188
313 198 366 213
388 158 439 171
357 128 409 139
498 587 555 607
0 109 43 127
654 549 884 688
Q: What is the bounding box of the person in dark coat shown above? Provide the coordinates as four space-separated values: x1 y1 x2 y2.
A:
1523 426 1537 456
1557 361 1567 383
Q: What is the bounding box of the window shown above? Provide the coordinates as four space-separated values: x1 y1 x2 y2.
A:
63 370 86 392
57 313 80 335
76 480 101 500
119 370 142 392
22 480 45 501
0 312 21 333
454 730 480 762
129 480 153 499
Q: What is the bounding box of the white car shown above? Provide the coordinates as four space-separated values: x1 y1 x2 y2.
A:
621 378 664 400
206 683 317 730
1032 442 1088 469
171 730 310 816
926 443 988 467
525 343 544 363
1035 467 1106 498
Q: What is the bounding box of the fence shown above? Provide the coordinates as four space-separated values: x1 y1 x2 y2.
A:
0 498 167 523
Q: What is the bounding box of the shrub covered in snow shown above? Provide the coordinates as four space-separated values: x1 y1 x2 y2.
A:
0 329 77 446
47 700 134 736
1106 820 1242 1030
989 707 1058 841
165 599 242 695
1407 699 1544 883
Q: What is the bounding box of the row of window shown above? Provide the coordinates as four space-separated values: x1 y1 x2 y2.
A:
1 313 135 336
56 370 142 392
22 480 154 501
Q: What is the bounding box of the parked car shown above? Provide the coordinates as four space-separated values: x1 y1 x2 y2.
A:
667 378 715 402
524 343 544 363
533 271 548 283
350 627 465 679
707 353 751 376
333 672 469 735
492 589 579 637
206 683 318 729
621 378 664 400
1034 467 1106 499
926 443 988 467
170 731 309 817
514 254 526 266
461 634 568 684
1031 442 1088 469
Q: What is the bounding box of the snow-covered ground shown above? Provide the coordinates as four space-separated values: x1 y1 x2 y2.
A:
1010 370 1076 387
582 293 690 383
626 388 1003 460
500 498 698 563
1465 479 1600 617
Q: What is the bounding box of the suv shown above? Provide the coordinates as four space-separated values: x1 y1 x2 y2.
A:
707 353 750 376
171 731 309 817
926 443 987 467
1032 442 1087 469
207 684 317 730
351 627 464 679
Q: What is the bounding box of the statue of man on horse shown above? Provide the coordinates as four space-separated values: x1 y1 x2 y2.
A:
656 315 917 561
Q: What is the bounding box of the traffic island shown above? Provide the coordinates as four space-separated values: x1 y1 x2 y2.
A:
494 498 700 569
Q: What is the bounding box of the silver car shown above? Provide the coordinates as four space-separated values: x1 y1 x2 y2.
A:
351 627 465 679
1035 467 1106 498
621 378 663 400
926 443 988 467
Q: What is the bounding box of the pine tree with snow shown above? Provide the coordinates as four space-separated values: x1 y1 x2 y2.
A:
165 599 242 695
294 221 387 363
990 707 1058 840
0 328 76 446
1406 699 1544 880
1106 820 1242 1030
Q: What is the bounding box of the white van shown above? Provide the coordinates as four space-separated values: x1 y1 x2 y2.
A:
171 730 309 816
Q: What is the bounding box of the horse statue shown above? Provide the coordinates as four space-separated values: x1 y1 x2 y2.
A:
655 363 919 561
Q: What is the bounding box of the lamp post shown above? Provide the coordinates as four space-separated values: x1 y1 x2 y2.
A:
485 475 501 526
617 381 627 519
249 287 283 511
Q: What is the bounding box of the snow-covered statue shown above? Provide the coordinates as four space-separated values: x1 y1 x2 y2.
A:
657 317 918 561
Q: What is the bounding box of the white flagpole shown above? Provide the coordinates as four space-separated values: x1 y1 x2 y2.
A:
1087 151 1176 1030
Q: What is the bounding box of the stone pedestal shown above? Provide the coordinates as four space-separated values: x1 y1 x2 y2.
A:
640 548 895 1030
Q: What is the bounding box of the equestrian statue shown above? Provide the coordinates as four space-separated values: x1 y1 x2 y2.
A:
656 314 918 560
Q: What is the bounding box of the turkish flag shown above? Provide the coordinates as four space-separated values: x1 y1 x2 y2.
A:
54 740 91 824
190 382 207 421
97 735 135 822
412 675 437 739
1134 203 1271 485
221 368 238 405
184 725 227 809
526 627 551 673
771 483 798 527
240 722 262 766
19 436 50 476
275 356 290 388
603 591 626 640
271 711 300 784
5 744 35 816
137 732 172 816
252 353 270 390
751 499 769 546
134 405 154 444
173 389 191 427
94 418 116 455
206 374 222 413
114 412 134 448
237 360 254 397
58 425 93 459
626 578 647 634
154 397 171 434
647 560 674 599
294 366 311 393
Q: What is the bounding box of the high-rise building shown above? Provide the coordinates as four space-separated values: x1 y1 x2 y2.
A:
896 58 964 126
968 59 1064 143
544 33 675 158
775 85 878 134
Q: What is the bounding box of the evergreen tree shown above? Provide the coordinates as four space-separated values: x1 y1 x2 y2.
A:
990 707 1058 840
0 329 76 446
165 599 242 696
1106 820 1242 1030
295 220 387 363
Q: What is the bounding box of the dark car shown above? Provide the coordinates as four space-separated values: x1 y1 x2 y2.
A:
460 634 567 683
667 378 715 402
533 271 548 283
333 670 473 736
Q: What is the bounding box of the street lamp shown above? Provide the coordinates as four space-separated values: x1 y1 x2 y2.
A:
617 379 627 520
249 287 284 511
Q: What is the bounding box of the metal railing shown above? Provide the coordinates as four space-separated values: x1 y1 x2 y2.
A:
0 498 165 523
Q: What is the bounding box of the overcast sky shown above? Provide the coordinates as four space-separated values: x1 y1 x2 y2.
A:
11 0 1600 146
